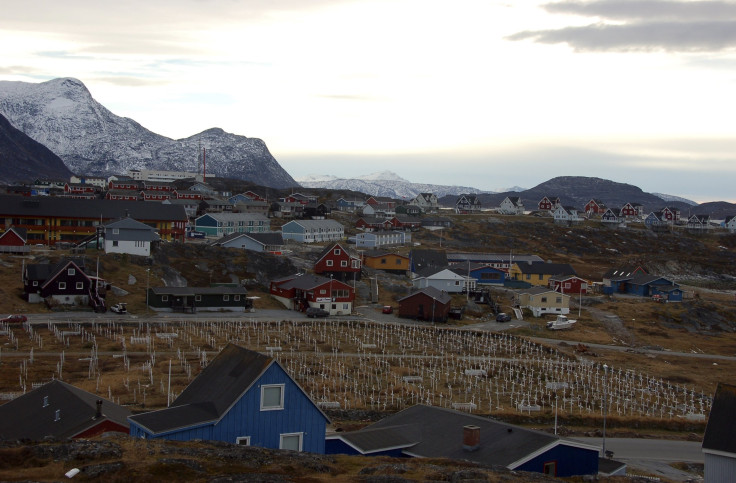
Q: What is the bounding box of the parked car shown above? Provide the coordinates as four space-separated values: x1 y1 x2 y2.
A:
382 305 393 314
110 303 127 314
1 314 27 323
496 313 511 322
306 307 329 318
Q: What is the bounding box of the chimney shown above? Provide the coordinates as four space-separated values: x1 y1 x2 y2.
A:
95 399 103 418
463 425 480 452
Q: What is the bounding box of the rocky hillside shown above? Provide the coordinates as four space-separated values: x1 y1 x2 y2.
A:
0 78 297 188
0 112 71 183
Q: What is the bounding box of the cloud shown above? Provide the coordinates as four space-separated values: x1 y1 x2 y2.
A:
508 1 736 52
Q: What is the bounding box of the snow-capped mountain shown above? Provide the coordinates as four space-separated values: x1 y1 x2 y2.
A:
0 78 297 188
297 171 491 199
652 193 698 206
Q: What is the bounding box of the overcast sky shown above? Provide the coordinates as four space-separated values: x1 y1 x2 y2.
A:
2 0 735 202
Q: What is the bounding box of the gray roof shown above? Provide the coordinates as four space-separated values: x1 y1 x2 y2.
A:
703 383 736 455
514 262 577 276
198 212 269 223
447 253 543 265
150 286 247 296
398 286 452 305
0 194 187 222
276 274 333 291
213 231 284 247
359 405 594 468
328 425 419 454
104 217 161 242
0 380 131 440
129 344 273 434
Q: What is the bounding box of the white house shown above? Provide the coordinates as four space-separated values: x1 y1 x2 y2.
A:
725 216 736 233
498 196 524 215
412 267 471 293
409 193 439 213
103 217 160 257
212 232 284 254
356 230 410 249
281 219 345 243
553 205 583 224
195 213 269 237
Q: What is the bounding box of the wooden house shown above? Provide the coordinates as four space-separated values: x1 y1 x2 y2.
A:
103 216 160 257
269 274 355 315
173 189 205 201
362 251 410 274
128 344 329 452
619 202 643 218
549 275 589 295
387 215 422 230
623 274 682 302
660 206 681 223
446 253 543 272
313 242 362 282
106 189 140 201
0 380 131 440
584 199 606 215
645 211 670 231
516 286 571 317
326 404 600 477
498 196 524 215
195 213 269 237
450 262 506 286
412 267 469 293
355 230 409 249
724 215 736 233
199 198 235 214
355 216 392 231
702 383 736 482
270 201 303 219
108 178 141 191
600 208 621 226
0 226 29 254
601 265 648 294
397 287 452 322
420 216 453 228
409 193 439 213
147 286 252 313
281 219 344 243
686 214 711 232
23 258 104 310
538 196 560 212
509 262 577 287
395 204 422 217
553 205 582 224
455 194 482 214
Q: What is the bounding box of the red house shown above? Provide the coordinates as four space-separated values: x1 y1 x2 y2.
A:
243 190 266 202
64 183 98 195
173 189 204 201
660 206 681 223
0 226 28 253
140 190 170 201
270 274 355 315
388 216 422 230
584 199 607 215
106 190 139 201
619 202 643 218
313 242 362 282
397 287 452 322
549 275 589 295
356 217 393 231
108 179 141 190
538 196 560 211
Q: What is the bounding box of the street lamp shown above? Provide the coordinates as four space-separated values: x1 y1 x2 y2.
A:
602 363 609 457
546 382 568 435
146 268 150 313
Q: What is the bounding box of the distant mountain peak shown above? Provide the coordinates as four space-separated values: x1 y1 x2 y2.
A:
356 171 408 182
298 173 490 199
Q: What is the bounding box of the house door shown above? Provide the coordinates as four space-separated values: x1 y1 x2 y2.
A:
417 304 424 319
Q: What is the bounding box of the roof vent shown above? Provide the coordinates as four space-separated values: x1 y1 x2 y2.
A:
43 396 49 407
463 425 480 452
54 409 61 422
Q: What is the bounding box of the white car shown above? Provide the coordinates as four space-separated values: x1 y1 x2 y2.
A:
110 303 127 314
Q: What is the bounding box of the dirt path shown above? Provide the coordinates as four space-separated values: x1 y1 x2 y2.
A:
585 306 639 347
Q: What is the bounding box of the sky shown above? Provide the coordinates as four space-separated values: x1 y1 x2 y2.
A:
1 0 735 203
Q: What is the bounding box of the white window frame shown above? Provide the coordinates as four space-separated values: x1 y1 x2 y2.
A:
260 384 285 411
326 260 333 267
341 260 348 267
279 432 303 452
58 282 66 290
67 268 75 276
236 436 251 446
76 282 84 290
195 295 202 302
223 294 230 301
162 295 168 302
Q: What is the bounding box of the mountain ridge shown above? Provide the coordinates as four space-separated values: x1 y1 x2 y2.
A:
0 78 297 189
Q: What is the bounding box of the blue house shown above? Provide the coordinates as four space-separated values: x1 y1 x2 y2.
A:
128 344 329 453
625 274 683 302
450 263 506 286
326 405 600 478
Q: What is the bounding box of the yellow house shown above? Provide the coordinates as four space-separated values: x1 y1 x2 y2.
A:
509 262 577 287
362 251 410 273
516 287 570 317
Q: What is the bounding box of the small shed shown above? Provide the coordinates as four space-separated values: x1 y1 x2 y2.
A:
398 287 452 322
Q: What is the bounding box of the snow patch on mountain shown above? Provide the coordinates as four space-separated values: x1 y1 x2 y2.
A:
652 193 698 206
297 172 492 199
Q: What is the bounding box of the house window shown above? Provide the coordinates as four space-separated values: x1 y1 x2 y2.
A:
280 432 303 452
234 295 241 301
539 274 543 280
556 297 562 303
112 241 119 247
381 259 387 264
76 282 84 290
33 281 38 286
195 295 202 302
112 228 119 234
236 436 251 446
162 295 169 302
396 259 402 265
326 260 333 267
223 295 230 302
334 249 341 255
261 384 285 411
43 396 49 407
67 268 75 276
59 282 66 290
541 297 547 303
525 274 531 280
341 260 347 267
